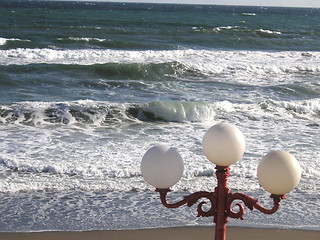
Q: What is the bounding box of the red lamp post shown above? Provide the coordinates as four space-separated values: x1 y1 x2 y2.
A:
155 166 285 240
141 123 301 240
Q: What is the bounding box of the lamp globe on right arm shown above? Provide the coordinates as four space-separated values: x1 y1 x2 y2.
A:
257 150 302 196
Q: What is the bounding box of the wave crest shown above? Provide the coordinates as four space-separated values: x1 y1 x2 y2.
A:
259 98 320 121
1 49 319 85
128 102 222 122
0 100 235 126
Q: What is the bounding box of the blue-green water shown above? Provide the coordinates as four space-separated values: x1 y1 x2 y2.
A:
0 0 319 231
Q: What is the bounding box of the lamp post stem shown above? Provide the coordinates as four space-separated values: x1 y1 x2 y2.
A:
214 166 230 240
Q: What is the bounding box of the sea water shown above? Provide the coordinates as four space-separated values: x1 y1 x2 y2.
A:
0 1 319 231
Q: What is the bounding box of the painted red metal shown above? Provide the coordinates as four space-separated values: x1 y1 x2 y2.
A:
214 166 230 240
156 166 285 240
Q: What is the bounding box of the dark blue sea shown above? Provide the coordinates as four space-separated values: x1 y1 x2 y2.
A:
0 0 319 231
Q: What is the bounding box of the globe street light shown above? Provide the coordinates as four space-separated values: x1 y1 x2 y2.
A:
140 122 302 240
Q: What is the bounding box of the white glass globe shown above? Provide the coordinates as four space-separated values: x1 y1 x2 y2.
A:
202 122 245 166
141 145 184 189
257 150 301 195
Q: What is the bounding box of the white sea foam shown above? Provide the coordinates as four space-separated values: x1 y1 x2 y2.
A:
242 13 256 16
0 100 129 126
275 98 320 117
257 29 282 35
212 25 241 32
0 37 6 46
0 157 102 177
57 37 107 42
1 48 319 86
0 37 31 46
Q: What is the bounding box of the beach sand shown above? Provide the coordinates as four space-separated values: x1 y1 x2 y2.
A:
1 226 319 240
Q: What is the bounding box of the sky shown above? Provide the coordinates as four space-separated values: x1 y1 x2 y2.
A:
60 0 320 8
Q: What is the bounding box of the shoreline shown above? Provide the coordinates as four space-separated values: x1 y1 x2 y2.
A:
1 226 319 240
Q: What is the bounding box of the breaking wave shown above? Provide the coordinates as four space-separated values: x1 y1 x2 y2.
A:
0 101 221 126
1 49 319 85
1 99 319 127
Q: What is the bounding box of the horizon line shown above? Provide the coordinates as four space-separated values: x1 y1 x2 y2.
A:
9 0 320 9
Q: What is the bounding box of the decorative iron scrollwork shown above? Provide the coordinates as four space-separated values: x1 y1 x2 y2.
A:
156 188 286 221
226 192 285 220
156 188 216 217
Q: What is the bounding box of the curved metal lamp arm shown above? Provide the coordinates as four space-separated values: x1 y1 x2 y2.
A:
226 192 286 220
156 188 216 217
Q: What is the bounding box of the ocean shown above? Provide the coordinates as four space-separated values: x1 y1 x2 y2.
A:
0 0 319 232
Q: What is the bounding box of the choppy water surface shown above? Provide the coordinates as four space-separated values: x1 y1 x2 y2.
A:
0 1 319 231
